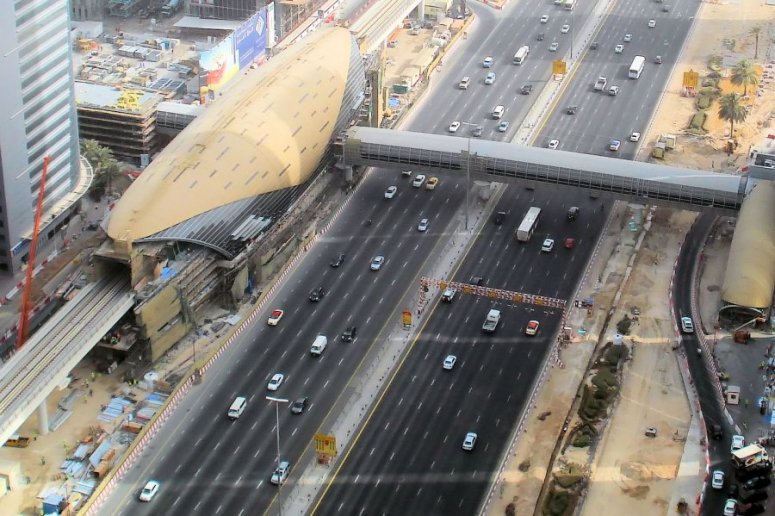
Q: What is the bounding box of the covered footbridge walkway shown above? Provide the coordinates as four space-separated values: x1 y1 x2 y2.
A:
341 127 748 213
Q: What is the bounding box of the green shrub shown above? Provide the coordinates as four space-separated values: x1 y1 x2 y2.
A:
572 434 591 447
505 502 516 516
544 489 570 516
616 315 632 335
689 111 707 131
604 344 623 365
708 55 722 71
699 85 720 96
555 474 583 489
696 95 711 109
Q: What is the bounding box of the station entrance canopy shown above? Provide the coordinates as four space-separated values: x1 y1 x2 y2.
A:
342 127 746 213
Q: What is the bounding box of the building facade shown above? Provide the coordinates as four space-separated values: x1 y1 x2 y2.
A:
0 1 81 272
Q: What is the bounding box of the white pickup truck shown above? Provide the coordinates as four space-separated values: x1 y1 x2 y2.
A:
482 309 501 333
594 76 607 91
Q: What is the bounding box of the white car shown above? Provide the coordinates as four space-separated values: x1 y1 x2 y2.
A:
548 139 559 150
561 24 570 34
482 56 494 68
526 320 540 336
731 434 745 452
648 19 656 28
370 256 385 271
614 44 624 54
267 373 285 391
412 174 426 188
270 460 290 485
609 139 621 151
458 76 470 89
623 33 632 42
711 470 725 490
484 72 496 85
267 309 284 326
417 218 429 232
139 480 160 502
448 121 461 133
541 238 554 252
384 185 397 199
630 132 641 142
723 499 737 516
462 432 477 451
540 15 549 24
549 42 559 52
443 355 457 370
608 85 620 96
680 316 694 333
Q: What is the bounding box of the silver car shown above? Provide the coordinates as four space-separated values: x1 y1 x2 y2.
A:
370 256 385 270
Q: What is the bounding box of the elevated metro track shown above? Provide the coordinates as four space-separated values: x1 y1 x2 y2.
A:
348 0 422 53
0 276 133 445
342 127 747 213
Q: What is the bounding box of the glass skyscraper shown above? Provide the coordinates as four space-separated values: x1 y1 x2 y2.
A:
0 1 81 272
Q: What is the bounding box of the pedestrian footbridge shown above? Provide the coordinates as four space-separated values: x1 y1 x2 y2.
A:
341 127 747 213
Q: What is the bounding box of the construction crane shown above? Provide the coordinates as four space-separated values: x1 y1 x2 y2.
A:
17 155 51 349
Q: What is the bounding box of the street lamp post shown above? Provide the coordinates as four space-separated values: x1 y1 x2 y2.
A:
266 396 289 516
459 122 479 231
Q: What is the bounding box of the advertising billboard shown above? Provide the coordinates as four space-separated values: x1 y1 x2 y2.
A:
235 9 268 70
199 34 238 91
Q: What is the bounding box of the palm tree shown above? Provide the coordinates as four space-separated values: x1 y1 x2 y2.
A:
718 93 748 139
81 139 121 197
751 26 762 59
731 59 759 95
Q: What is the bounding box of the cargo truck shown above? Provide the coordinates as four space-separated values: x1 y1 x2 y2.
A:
161 0 181 17
482 309 501 333
732 443 769 469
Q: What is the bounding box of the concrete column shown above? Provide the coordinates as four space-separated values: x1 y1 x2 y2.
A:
417 1 425 20
37 402 49 435
343 164 353 183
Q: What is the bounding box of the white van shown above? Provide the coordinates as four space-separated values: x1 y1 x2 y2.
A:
492 105 505 119
310 335 328 356
227 396 247 420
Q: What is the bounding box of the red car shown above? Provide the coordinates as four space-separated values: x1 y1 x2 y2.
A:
564 237 576 249
267 309 284 326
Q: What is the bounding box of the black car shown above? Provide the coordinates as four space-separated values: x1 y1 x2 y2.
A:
536 33 544 41
470 276 484 286
472 125 483 137
521 84 533 95
743 476 772 491
309 287 326 302
736 462 772 481
739 502 765 515
740 489 768 504
711 424 723 440
330 253 345 268
290 397 308 414
729 483 740 499
567 206 579 221
341 326 357 342
590 41 599 50
494 211 506 225
566 105 578 115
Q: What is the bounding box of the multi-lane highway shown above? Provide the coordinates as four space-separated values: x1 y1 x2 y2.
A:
104 170 470 514
537 0 699 157
313 0 706 513
312 188 607 514
105 0 707 513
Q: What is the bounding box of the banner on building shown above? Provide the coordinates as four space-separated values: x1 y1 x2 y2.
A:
199 34 238 91
235 9 268 70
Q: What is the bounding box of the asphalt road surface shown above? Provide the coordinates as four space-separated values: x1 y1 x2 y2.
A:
536 0 699 158
103 168 470 515
673 213 742 515
312 187 607 514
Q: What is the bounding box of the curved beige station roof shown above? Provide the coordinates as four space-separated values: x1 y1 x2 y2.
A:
108 27 354 242
722 180 775 309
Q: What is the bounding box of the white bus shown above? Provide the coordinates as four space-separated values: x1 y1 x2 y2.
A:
629 55 645 79
513 46 529 65
516 207 542 242
563 0 576 10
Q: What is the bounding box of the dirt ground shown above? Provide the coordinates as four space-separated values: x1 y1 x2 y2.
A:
643 0 775 171
580 212 696 516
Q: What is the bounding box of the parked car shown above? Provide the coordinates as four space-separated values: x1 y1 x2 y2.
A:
723 499 737 516
712 470 725 490
680 316 694 333
732 434 745 451
743 476 772 491
740 489 768 504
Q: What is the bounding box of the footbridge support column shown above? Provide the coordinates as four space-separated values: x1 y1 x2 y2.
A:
336 162 354 183
37 402 49 435
416 1 424 20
